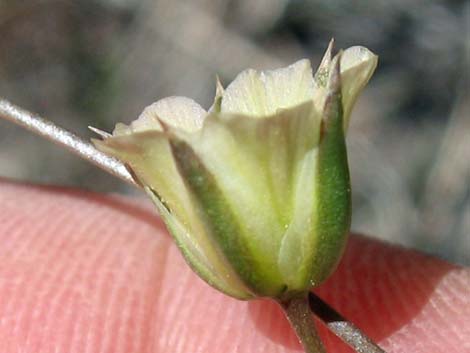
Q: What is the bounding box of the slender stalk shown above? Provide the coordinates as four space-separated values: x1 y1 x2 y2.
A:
309 293 385 353
280 295 326 353
0 98 138 187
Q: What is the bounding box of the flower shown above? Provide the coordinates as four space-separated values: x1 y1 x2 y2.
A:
93 42 377 301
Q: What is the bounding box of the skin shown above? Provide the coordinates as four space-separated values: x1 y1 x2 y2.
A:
0 179 468 353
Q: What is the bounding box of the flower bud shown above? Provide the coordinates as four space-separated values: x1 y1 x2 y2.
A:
93 42 377 300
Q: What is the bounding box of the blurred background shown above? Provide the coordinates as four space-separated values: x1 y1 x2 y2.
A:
0 0 469 265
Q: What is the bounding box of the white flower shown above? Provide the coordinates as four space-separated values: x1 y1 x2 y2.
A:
93 42 377 300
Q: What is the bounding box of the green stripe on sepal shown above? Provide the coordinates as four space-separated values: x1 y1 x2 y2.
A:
95 129 255 300
145 186 254 300
310 55 351 286
169 136 284 297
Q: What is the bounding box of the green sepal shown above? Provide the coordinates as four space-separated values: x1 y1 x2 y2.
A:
145 186 254 300
168 135 284 296
310 56 351 286
94 131 254 300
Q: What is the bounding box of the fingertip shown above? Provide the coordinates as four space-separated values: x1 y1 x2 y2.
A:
0 182 468 353
0 181 171 352
315 235 468 352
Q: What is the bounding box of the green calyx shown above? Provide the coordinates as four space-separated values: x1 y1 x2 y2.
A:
168 136 284 296
92 43 377 301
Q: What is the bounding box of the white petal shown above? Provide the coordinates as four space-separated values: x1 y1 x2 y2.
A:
112 122 134 136
113 96 207 136
278 149 318 289
220 69 266 116
135 96 206 133
341 46 376 71
221 59 315 117
339 46 378 129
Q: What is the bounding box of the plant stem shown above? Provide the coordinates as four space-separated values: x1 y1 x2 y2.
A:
281 295 326 353
309 293 386 353
0 98 137 187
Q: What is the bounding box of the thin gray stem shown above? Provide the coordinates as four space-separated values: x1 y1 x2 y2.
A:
309 292 386 353
0 98 138 188
281 296 326 353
